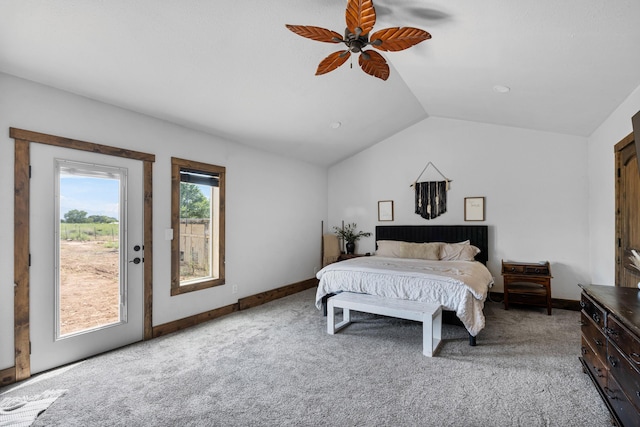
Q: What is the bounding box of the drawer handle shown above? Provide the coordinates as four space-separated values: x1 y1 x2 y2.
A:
581 346 588 355
631 353 640 365
510 267 515 272
592 313 600 323
594 339 603 347
593 367 604 378
607 355 618 368
604 327 618 337
580 301 586 308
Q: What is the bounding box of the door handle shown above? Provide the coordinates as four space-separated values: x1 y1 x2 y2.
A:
129 257 142 264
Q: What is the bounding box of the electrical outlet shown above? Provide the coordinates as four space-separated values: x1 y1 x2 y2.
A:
232 284 238 294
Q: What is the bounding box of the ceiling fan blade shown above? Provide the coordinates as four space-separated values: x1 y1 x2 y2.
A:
358 50 389 81
370 27 431 52
285 25 343 43
345 0 376 36
316 50 351 76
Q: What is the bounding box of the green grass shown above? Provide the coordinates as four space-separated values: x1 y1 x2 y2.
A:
60 223 119 242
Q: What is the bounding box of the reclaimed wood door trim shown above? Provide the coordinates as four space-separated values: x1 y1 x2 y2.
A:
11 128 155 381
14 138 30 381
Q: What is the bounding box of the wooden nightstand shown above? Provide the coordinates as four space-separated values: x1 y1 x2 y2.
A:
502 260 552 315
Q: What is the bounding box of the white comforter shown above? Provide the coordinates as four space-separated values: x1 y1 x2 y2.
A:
315 256 494 336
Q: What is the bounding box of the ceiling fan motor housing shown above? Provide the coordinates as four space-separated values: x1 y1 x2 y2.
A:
344 28 370 53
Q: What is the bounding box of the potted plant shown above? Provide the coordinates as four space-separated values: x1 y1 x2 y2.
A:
333 223 371 254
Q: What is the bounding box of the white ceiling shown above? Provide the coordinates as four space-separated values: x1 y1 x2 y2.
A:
1 0 640 166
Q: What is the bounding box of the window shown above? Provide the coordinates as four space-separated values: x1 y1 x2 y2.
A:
171 157 225 295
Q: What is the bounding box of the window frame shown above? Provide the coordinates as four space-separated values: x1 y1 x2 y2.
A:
171 157 225 296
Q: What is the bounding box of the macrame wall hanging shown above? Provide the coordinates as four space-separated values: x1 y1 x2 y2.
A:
410 161 451 220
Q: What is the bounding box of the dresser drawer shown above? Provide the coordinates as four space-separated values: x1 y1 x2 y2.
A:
502 262 550 276
581 336 608 390
581 312 607 361
606 340 640 411
524 265 550 275
605 374 640 427
509 291 548 306
606 314 640 368
580 293 605 329
503 264 525 274
505 280 548 293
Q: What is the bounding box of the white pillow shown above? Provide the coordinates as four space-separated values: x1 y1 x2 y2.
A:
375 240 441 260
402 242 441 260
440 241 480 261
375 240 405 258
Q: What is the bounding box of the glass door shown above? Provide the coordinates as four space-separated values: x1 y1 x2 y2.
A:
30 144 144 374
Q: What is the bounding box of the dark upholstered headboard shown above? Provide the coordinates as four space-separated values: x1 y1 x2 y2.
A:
375 225 489 265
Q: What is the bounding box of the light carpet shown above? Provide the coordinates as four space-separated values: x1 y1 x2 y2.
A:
0 288 612 426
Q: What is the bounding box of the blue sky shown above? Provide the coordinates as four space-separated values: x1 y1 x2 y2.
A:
60 176 120 220
59 178 211 220
194 184 211 200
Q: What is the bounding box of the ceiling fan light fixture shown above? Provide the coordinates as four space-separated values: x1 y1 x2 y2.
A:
286 0 431 81
344 30 368 52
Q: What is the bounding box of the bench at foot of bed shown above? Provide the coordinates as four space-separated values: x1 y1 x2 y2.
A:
326 292 443 357
322 293 478 347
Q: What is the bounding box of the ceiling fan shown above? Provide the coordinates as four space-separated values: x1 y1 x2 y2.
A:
285 0 431 81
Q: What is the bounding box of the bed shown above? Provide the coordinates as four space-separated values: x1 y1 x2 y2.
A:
315 225 493 346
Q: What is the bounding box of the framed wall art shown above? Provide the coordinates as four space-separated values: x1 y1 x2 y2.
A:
378 200 394 221
464 197 485 221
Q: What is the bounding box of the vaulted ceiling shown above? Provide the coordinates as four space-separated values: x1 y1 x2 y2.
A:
1 1 640 166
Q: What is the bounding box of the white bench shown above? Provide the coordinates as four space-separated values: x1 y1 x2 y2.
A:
327 292 443 357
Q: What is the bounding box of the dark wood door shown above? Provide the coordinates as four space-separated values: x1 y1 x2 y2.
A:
615 133 640 287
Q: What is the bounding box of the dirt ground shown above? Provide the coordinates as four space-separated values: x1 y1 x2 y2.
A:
59 240 120 335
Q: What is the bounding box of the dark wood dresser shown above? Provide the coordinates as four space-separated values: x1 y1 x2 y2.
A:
579 284 640 426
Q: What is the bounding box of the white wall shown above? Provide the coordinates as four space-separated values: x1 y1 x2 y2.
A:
0 73 328 371
587 84 640 285
327 117 590 301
